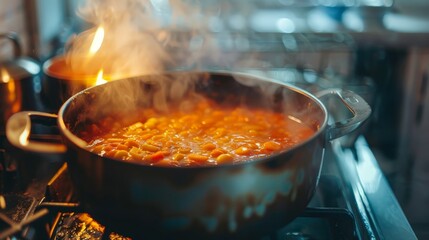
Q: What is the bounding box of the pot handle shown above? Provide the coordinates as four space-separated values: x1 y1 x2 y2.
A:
6 111 67 153
315 89 371 141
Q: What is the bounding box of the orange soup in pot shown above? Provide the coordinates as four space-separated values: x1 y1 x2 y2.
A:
79 98 315 167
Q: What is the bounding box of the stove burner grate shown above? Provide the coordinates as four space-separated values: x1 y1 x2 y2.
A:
0 194 48 239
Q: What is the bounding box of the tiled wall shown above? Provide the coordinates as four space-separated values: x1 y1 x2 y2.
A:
0 0 28 60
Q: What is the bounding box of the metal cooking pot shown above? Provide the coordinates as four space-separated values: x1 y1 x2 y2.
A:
6 72 370 239
0 32 41 134
41 55 98 111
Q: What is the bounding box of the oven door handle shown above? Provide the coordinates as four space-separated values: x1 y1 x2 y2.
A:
316 89 371 141
6 111 67 153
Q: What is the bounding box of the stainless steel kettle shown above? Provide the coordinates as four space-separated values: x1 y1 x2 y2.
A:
0 32 41 134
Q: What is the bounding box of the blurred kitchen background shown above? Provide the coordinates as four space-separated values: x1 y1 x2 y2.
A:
1 0 429 238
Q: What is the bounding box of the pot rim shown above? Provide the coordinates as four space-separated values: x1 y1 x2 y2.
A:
43 55 132 82
43 55 102 82
57 70 329 169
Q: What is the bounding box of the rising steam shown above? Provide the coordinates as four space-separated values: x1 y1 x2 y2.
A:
63 0 320 131
66 0 222 79
64 0 258 116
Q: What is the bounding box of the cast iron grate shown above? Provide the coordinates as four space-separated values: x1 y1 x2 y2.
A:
0 193 48 239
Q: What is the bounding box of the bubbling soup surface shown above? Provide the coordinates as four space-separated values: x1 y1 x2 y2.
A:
79 98 315 167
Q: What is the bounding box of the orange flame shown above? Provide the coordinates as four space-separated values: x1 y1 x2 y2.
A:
89 26 105 54
95 69 107 86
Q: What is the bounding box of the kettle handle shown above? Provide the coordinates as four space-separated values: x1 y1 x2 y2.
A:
0 32 22 58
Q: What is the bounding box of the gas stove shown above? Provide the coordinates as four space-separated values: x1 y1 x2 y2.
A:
0 57 418 239
0 132 416 239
